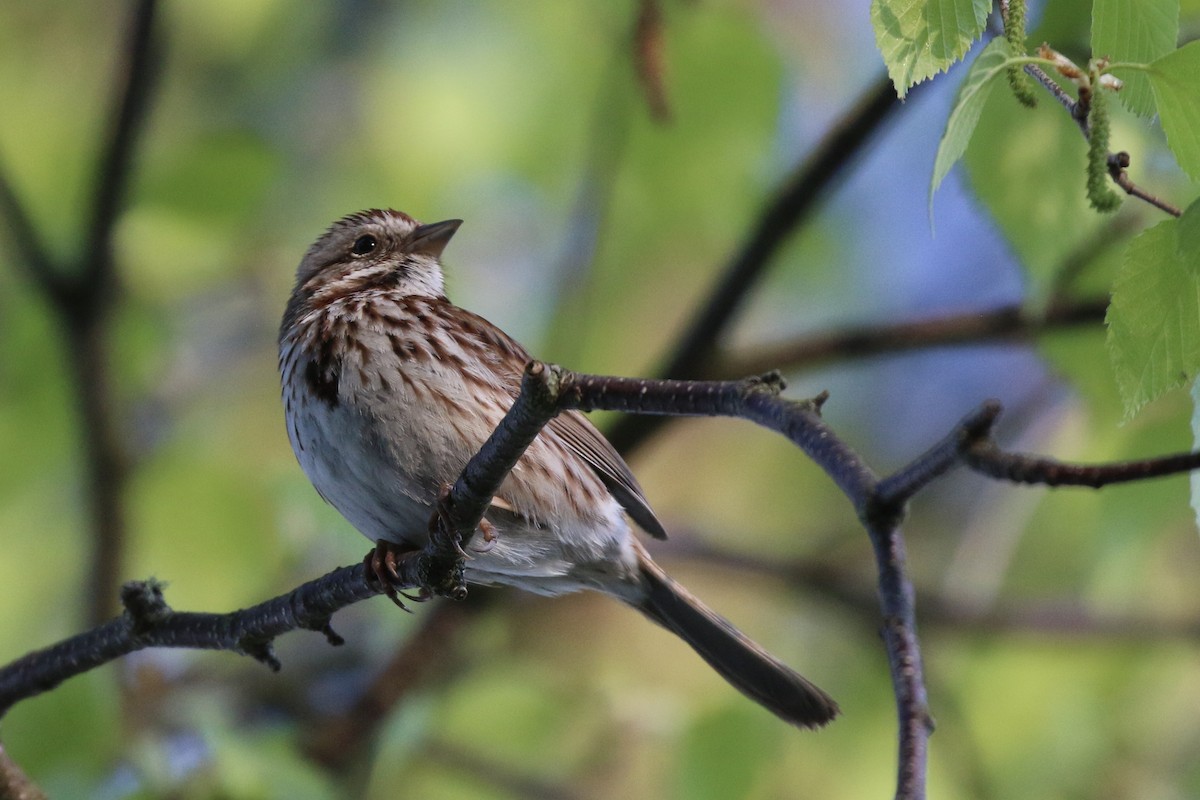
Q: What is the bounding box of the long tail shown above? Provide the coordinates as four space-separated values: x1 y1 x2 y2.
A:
631 553 839 729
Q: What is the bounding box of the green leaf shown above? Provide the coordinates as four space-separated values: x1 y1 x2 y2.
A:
871 0 991 98
963 84 1106 300
1147 41 1200 181
931 39 1016 210
1106 217 1200 418
1092 0 1179 116
1178 196 1200 257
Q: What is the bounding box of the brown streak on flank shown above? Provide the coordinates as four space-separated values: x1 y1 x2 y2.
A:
351 334 372 368
300 315 345 407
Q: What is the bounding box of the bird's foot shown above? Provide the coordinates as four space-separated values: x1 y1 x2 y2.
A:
363 540 430 612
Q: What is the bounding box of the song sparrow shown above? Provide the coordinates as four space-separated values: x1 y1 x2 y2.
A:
279 208 839 728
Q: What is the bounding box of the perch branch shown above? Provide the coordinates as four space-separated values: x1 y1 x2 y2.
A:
0 364 936 799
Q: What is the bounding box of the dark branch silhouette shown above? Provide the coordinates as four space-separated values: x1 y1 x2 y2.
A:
607 72 907 455
0 167 61 300
712 297 1108 379
424 738 590 800
671 537 1200 642
71 0 162 627
964 438 1200 488
0 0 163 627
303 601 484 771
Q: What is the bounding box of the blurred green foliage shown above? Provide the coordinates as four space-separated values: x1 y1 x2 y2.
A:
1 1 1200 798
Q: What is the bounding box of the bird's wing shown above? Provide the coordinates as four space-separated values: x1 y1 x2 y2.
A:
448 304 667 539
546 411 668 540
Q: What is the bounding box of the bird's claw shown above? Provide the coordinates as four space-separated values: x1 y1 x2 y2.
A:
470 518 499 554
363 540 426 612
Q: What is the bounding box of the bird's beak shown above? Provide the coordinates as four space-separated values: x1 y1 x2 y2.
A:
410 219 462 258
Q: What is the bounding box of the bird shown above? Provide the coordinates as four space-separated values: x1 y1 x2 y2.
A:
278 208 839 728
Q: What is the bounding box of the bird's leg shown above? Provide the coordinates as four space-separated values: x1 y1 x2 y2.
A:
422 483 469 600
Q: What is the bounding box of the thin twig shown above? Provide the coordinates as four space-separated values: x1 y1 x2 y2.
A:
303 601 482 771
0 165 64 303
671 537 1200 642
1025 64 1087 132
425 739 590 800
0 743 46 800
712 297 1108 379
965 439 1200 487
80 0 161 301
876 402 1001 508
1024 63 1181 217
632 0 670 122
1107 152 1183 217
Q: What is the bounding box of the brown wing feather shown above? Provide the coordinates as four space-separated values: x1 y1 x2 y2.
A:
449 304 667 539
546 412 668 540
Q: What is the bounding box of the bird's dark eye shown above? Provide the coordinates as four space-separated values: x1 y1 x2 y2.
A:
351 234 378 256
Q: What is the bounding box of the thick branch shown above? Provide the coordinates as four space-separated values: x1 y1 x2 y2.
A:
869 521 930 800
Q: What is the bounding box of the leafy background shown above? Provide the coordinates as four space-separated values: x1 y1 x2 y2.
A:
1 0 1199 798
